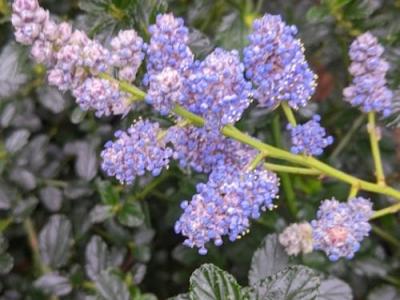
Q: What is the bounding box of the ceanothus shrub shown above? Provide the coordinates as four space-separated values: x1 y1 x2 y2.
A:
10 0 399 265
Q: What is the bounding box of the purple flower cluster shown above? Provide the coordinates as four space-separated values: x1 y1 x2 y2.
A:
311 197 373 261
11 0 142 117
175 165 280 254
343 32 392 116
279 222 313 256
288 115 333 156
101 120 174 185
12 0 48 45
146 67 185 115
183 49 252 128
72 78 132 117
166 125 256 173
111 30 145 82
244 14 317 110
144 13 194 85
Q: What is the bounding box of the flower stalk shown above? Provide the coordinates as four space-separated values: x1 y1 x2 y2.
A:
368 112 386 185
100 74 400 203
264 163 320 175
281 101 297 126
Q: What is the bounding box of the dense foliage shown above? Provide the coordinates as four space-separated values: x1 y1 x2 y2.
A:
1 0 400 299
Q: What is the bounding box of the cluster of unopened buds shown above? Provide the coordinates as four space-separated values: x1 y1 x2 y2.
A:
12 0 394 259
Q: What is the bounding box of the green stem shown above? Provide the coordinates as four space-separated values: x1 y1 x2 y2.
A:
99 73 146 100
40 179 68 188
371 202 400 220
272 115 297 218
0 217 12 232
23 219 59 300
134 172 171 200
0 0 10 16
330 114 365 160
82 281 97 292
348 185 359 200
368 112 386 185
99 74 400 203
383 275 400 288
371 225 400 249
264 163 320 175
23 218 49 275
246 152 267 171
281 102 297 126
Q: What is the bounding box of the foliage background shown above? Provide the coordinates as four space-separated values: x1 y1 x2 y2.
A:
0 0 400 299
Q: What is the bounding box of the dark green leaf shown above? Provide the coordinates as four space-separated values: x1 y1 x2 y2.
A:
117 201 144 227
248 234 289 285
367 285 400 300
89 205 114 224
0 253 13 274
12 196 39 222
39 215 72 269
131 244 151 263
0 235 8 253
5 129 30 154
0 181 12 210
330 0 352 9
189 264 242 300
140 294 158 300
168 294 190 300
0 42 29 98
9 168 37 191
248 265 320 300
34 273 72 296
353 258 389 278
189 29 213 58
97 180 120 206
39 187 63 212
95 270 130 300
75 142 98 181
215 11 249 50
85 236 111 281
317 277 352 300
306 6 330 23
37 87 67 114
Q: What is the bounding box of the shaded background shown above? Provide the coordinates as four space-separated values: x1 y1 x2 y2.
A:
0 0 400 299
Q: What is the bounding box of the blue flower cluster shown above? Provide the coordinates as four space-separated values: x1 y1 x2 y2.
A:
166 125 256 173
144 13 194 85
343 32 392 116
183 48 252 128
243 14 317 110
288 115 333 156
175 165 280 254
311 197 373 261
101 120 174 185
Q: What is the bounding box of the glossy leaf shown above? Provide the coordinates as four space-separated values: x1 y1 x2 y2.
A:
248 265 320 300
0 253 13 274
117 201 144 227
0 43 29 98
34 273 72 296
317 277 352 300
95 270 131 300
39 215 72 269
85 236 111 281
248 234 289 285
189 264 243 300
